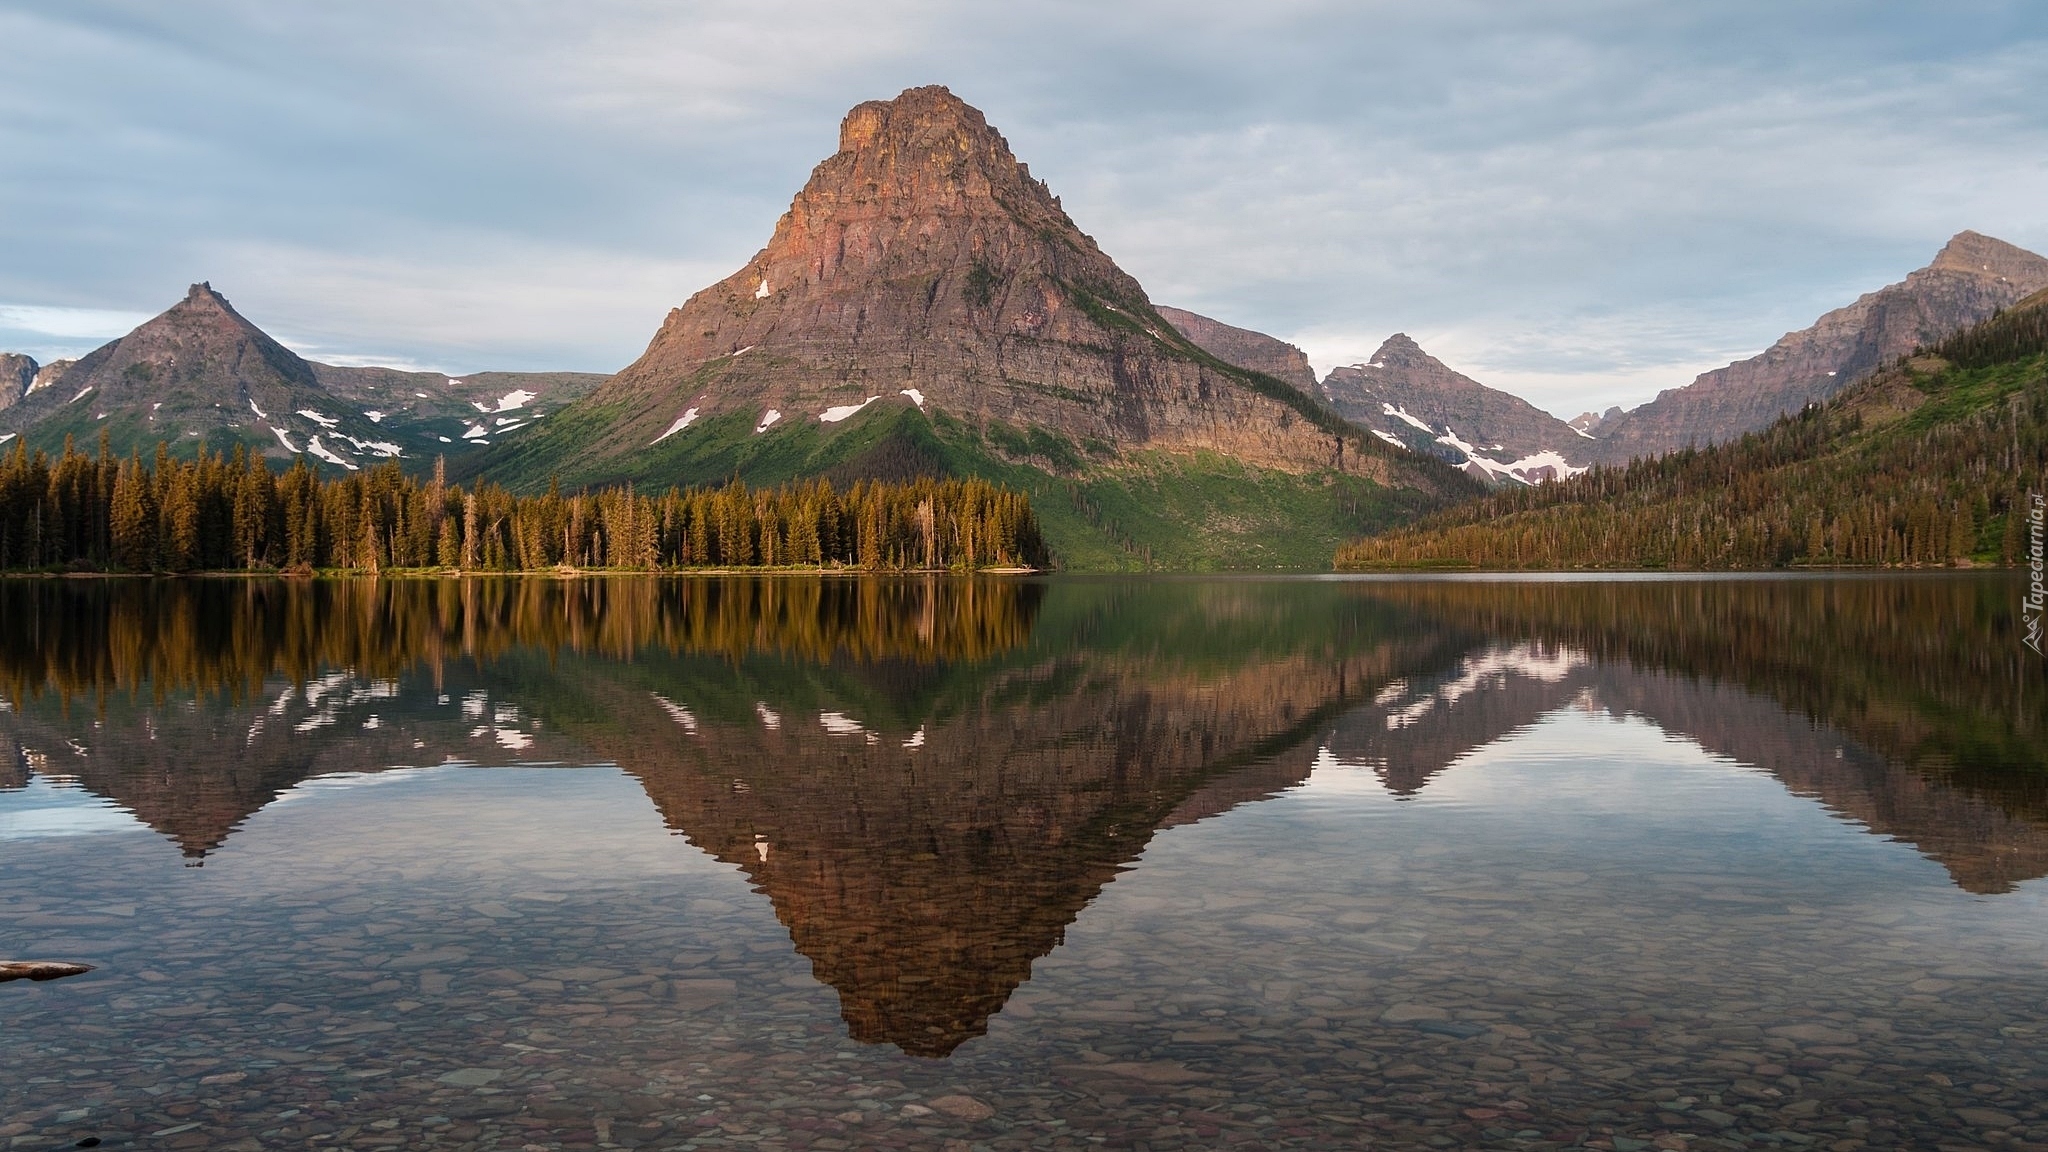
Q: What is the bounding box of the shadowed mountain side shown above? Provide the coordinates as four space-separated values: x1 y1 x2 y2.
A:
1154 306 1319 395
585 642 1442 1057
0 284 603 473
1589 231 2048 461
0 353 35 412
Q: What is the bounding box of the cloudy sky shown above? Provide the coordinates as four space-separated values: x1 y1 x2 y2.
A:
2 1 2044 417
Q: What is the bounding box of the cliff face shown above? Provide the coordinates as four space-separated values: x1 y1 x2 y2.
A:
1590 231 2048 461
0 353 34 413
1154 305 1318 394
519 86 1428 486
1322 334 1592 483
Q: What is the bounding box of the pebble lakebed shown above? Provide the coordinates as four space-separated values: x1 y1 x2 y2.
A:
7 737 2048 1152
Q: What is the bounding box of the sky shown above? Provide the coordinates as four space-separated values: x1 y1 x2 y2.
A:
2 1 2044 418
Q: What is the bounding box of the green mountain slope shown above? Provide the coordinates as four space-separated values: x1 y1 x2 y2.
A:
1337 288 2048 569
479 398 1445 570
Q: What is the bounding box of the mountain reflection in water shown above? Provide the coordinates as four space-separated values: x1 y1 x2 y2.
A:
1 573 2043 1058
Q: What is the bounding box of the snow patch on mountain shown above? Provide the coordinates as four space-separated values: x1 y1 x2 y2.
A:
820 396 879 423
306 436 359 471
1382 403 1434 434
653 408 701 444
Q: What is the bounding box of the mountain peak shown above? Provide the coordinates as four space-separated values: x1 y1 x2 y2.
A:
1323 335 1592 484
493 85 1472 530
1928 230 2048 281
1370 333 1434 365
837 85 983 154
768 85 1072 285
1591 230 2048 461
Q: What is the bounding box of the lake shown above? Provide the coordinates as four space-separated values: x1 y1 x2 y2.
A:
3 573 2046 1152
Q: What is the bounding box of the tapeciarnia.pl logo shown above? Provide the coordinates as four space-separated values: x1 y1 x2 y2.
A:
2026 491 2045 656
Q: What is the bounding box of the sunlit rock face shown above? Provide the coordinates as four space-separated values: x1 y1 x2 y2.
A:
531 85 1442 488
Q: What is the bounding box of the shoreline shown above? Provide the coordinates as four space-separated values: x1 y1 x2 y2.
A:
0 565 1045 579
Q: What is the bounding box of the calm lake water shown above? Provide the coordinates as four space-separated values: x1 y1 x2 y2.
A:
3 573 2047 1152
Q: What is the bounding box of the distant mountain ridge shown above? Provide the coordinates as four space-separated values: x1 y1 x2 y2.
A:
0 283 606 469
1154 305 1318 394
1338 284 2048 570
1588 231 2048 461
1321 334 1593 483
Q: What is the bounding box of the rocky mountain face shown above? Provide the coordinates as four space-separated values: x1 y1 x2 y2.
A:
0 284 604 470
1568 406 1623 437
1321 334 1592 483
0 353 34 412
1588 231 2048 461
1154 305 1318 393
488 86 1462 522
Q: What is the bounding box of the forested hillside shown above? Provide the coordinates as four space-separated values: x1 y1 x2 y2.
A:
1337 290 2048 570
0 437 1044 573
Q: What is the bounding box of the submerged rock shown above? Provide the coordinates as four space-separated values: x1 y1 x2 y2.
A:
0 960 94 982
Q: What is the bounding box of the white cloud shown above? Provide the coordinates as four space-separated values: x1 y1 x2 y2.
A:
0 1 2043 410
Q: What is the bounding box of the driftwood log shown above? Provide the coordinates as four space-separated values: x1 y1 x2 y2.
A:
0 961 95 982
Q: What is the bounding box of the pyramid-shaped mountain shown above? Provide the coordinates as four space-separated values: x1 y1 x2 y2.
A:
1322 334 1594 483
1589 231 2048 460
482 87 1471 565
0 283 606 471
